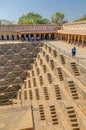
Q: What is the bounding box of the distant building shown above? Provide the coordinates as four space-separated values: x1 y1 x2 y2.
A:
0 20 86 47
0 24 58 41
58 20 86 47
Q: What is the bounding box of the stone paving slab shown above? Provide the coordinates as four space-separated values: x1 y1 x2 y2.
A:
0 106 33 130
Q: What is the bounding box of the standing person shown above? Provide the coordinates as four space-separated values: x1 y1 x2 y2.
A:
72 47 76 57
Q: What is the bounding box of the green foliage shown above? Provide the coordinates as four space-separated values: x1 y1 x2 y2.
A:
74 15 86 22
18 12 50 24
51 12 67 25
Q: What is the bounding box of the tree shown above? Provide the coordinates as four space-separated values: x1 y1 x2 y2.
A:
74 14 86 22
51 12 67 25
18 12 50 24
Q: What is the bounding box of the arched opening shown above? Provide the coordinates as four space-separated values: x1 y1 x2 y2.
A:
12 35 14 40
17 35 19 40
31 34 34 37
41 34 44 40
36 34 40 41
21 34 25 41
45 34 49 40
51 34 54 39
7 35 9 40
26 34 28 37
1 35 4 40
29 34 34 41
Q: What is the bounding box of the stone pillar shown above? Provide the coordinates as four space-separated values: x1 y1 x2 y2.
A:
68 35 70 43
66 35 68 42
54 33 58 39
44 34 46 40
78 36 80 46
72 35 74 44
4 35 7 40
33 34 36 41
19 34 21 40
62 34 64 41
74 35 76 45
49 34 51 40
65 34 67 41
34 34 36 38
82 36 84 47
39 34 41 40
14 34 16 40
70 35 73 44
64 34 66 41
58 34 60 40
60 34 62 40
29 34 31 38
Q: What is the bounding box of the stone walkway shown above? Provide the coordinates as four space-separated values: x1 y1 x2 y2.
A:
47 40 86 67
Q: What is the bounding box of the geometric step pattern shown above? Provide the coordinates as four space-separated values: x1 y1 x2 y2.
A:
0 42 86 130
39 104 45 120
70 62 80 76
67 80 79 99
49 105 58 125
0 43 42 105
60 54 65 64
66 106 80 130
54 85 62 100
56 67 64 81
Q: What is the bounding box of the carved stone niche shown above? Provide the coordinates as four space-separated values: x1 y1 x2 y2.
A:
45 44 47 50
39 75 43 85
50 60 54 70
46 55 49 62
47 73 52 84
43 51 45 57
53 50 57 57
40 59 43 65
33 78 36 87
48 46 52 53
37 54 40 59
41 42 44 47
43 65 46 73
35 61 37 67
36 68 40 75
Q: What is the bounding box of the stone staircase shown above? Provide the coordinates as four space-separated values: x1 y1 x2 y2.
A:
0 43 41 105
0 42 86 130
70 62 80 76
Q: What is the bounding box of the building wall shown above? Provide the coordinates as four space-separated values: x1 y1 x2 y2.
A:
58 21 86 47
0 24 58 40
0 22 86 47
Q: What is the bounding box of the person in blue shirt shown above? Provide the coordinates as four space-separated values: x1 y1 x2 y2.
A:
72 47 76 57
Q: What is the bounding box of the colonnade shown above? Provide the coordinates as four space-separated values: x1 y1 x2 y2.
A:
58 33 86 47
0 33 57 41
0 30 86 48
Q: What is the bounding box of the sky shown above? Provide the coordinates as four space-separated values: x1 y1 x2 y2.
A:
0 0 86 23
